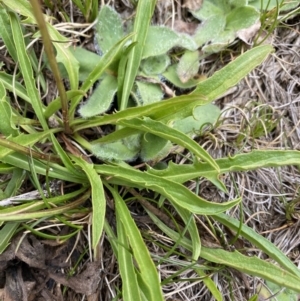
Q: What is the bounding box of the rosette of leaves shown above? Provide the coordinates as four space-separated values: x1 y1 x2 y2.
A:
73 5 220 161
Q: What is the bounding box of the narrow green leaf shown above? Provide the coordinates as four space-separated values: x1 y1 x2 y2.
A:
148 150 300 184
0 222 19 254
0 71 30 103
2 153 87 184
96 164 240 215
120 0 156 110
0 8 17 61
213 213 300 279
192 45 274 100
71 156 106 255
195 269 222 301
47 25 79 91
0 130 57 159
112 188 164 301
9 12 48 130
119 117 220 172
79 74 117 117
49 133 82 176
72 94 208 131
200 247 300 293
172 204 201 260
1 0 36 23
116 200 142 301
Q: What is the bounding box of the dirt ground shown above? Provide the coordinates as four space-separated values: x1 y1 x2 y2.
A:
0 1 299 300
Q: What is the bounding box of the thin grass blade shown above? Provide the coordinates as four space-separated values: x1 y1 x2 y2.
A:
72 156 106 256
9 12 48 130
112 188 164 301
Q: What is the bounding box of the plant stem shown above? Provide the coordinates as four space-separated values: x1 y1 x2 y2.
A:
29 0 72 134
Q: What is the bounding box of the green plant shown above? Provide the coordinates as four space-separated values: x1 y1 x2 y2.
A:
0 0 299 300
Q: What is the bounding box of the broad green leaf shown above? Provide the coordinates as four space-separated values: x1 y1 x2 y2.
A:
92 136 140 161
200 247 300 293
96 164 240 215
116 196 142 301
120 0 156 110
135 81 163 105
193 16 226 47
79 74 118 117
140 134 171 162
192 2 259 52
173 103 220 136
9 12 48 130
0 82 18 137
140 54 170 75
192 45 274 99
226 6 259 31
192 0 229 21
119 117 220 171
177 50 200 83
142 26 179 59
177 33 198 50
95 5 124 55
71 156 105 255
112 188 164 301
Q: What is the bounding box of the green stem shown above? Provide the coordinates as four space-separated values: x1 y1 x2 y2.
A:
29 0 72 134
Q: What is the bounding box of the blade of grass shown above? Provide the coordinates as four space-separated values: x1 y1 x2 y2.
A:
116 208 142 301
109 186 164 301
2 153 87 183
200 247 300 293
71 156 106 257
119 0 156 111
9 13 48 130
9 12 48 130
0 222 19 254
